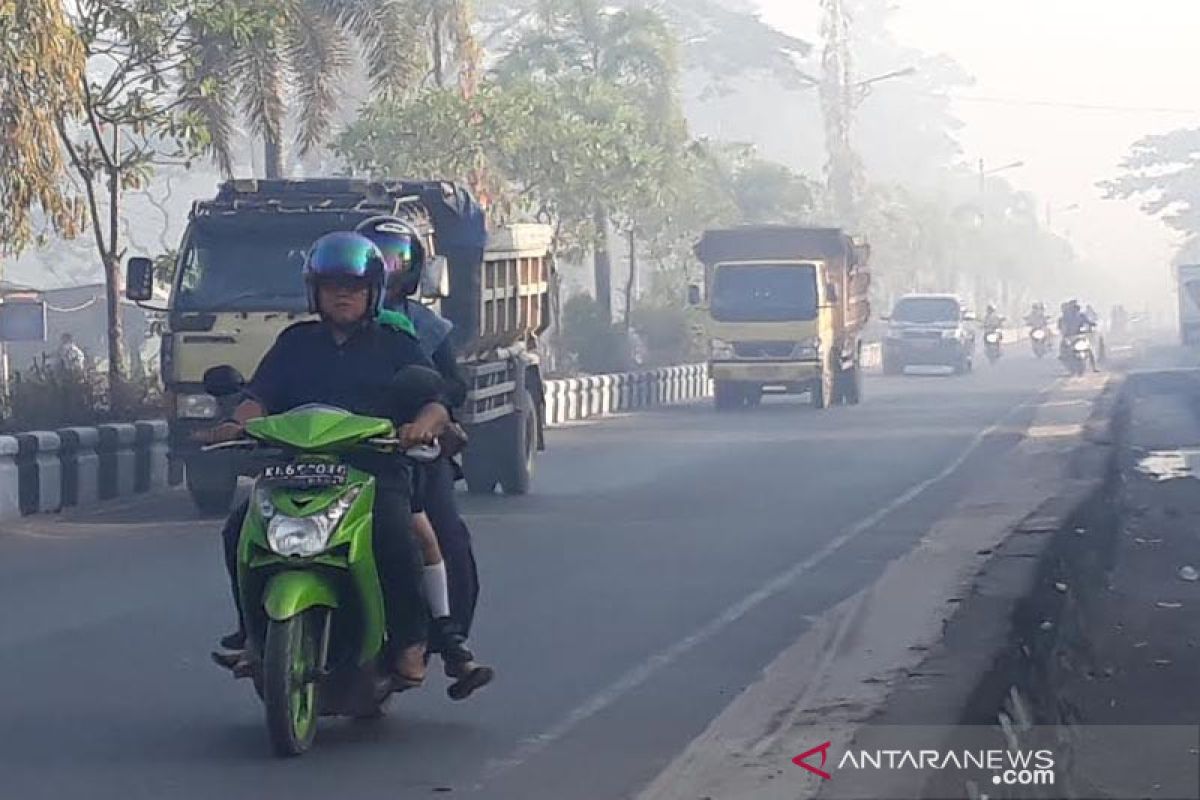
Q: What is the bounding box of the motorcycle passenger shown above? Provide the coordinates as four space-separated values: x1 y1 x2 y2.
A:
356 215 493 698
202 232 447 687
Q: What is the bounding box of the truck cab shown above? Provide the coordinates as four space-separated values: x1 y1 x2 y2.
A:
694 227 871 410
126 178 553 512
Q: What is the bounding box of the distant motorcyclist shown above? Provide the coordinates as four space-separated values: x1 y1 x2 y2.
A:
1058 300 1098 372
1058 299 1084 337
1024 303 1048 330
982 305 1004 332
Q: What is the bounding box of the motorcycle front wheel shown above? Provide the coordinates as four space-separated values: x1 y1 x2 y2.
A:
263 610 323 756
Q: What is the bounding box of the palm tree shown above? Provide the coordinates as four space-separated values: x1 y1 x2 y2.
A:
186 0 426 179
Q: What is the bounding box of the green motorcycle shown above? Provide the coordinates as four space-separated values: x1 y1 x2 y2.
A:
203 365 442 757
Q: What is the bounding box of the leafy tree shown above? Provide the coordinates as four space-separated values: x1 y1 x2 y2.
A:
496 0 682 320
1101 127 1200 254
0 0 85 255
49 0 229 382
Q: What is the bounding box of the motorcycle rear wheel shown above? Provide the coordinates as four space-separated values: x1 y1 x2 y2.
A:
264 611 323 756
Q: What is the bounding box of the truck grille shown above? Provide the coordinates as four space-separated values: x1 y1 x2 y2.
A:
902 330 943 341
733 341 795 359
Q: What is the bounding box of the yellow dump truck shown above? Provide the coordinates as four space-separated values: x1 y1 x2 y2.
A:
125 179 553 512
692 226 871 410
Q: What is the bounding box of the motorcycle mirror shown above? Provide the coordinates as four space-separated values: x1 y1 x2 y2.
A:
392 365 446 418
203 365 246 397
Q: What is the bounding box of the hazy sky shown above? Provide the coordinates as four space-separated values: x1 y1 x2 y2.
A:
753 0 1200 312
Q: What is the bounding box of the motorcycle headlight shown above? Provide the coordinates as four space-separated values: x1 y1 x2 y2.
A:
1032 329 1046 341
1073 339 1090 352
710 338 735 359
265 486 360 557
792 337 821 360
177 393 218 419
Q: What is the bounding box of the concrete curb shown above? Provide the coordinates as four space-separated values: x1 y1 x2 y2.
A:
0 419 169 523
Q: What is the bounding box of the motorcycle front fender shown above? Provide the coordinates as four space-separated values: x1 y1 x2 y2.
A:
262 570 339 622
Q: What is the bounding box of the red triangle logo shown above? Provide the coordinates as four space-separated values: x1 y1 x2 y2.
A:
793 741 833 780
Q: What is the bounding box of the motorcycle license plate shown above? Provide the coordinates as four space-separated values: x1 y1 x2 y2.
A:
261 461 348 487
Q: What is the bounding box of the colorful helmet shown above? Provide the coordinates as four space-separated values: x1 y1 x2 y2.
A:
302 231 386 317
355 215 427 298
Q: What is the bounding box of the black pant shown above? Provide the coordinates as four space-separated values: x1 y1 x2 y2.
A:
421 459 480 635
221 482 427 647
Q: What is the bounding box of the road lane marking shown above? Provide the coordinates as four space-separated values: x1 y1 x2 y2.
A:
479 383 1054 786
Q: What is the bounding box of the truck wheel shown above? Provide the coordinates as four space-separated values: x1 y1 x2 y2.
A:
462 449 498 495
743 386 763 407
842 365 862 406
187 466 236 516
498 390 536 496
713 381 741 411
811 369 834 410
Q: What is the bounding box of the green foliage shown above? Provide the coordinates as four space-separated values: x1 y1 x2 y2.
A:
0 0 85 255
186 0 428 178
1101 128 1200 252
559 293 634 374
2 354 162 433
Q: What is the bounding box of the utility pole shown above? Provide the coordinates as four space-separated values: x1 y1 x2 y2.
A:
815 0 916 226
820 0 859 226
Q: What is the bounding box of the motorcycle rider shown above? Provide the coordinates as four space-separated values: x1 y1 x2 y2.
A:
201 232 447 687
1024 302 1048 330
1058 299 1097 371
356 215 493 698
983 304 1004 336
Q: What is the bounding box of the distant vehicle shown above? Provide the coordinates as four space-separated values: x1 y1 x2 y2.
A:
1178 264 1200 345
882 294 975 375
691 226 872 410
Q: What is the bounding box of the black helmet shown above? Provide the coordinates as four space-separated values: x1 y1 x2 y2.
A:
302 231 387 317
355 215 427 298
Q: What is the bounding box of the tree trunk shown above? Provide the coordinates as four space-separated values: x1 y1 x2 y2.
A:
592 206 612 321
624 228 637 331
264 133 285 180
103 253 127 387
105 126 126 387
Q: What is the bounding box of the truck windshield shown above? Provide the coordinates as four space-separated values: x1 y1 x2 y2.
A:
892 297 961 324
173 221 337 312
710 264 818 323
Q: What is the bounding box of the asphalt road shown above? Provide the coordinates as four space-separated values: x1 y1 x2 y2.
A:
0 350 1068 799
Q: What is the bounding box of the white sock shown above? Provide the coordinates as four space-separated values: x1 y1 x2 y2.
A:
422 562 452 619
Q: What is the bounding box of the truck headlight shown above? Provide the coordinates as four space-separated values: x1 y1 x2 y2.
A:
710 338 735 359
177 393 218 419
792 337 821 360
942 329 961 339
265 486 360 557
